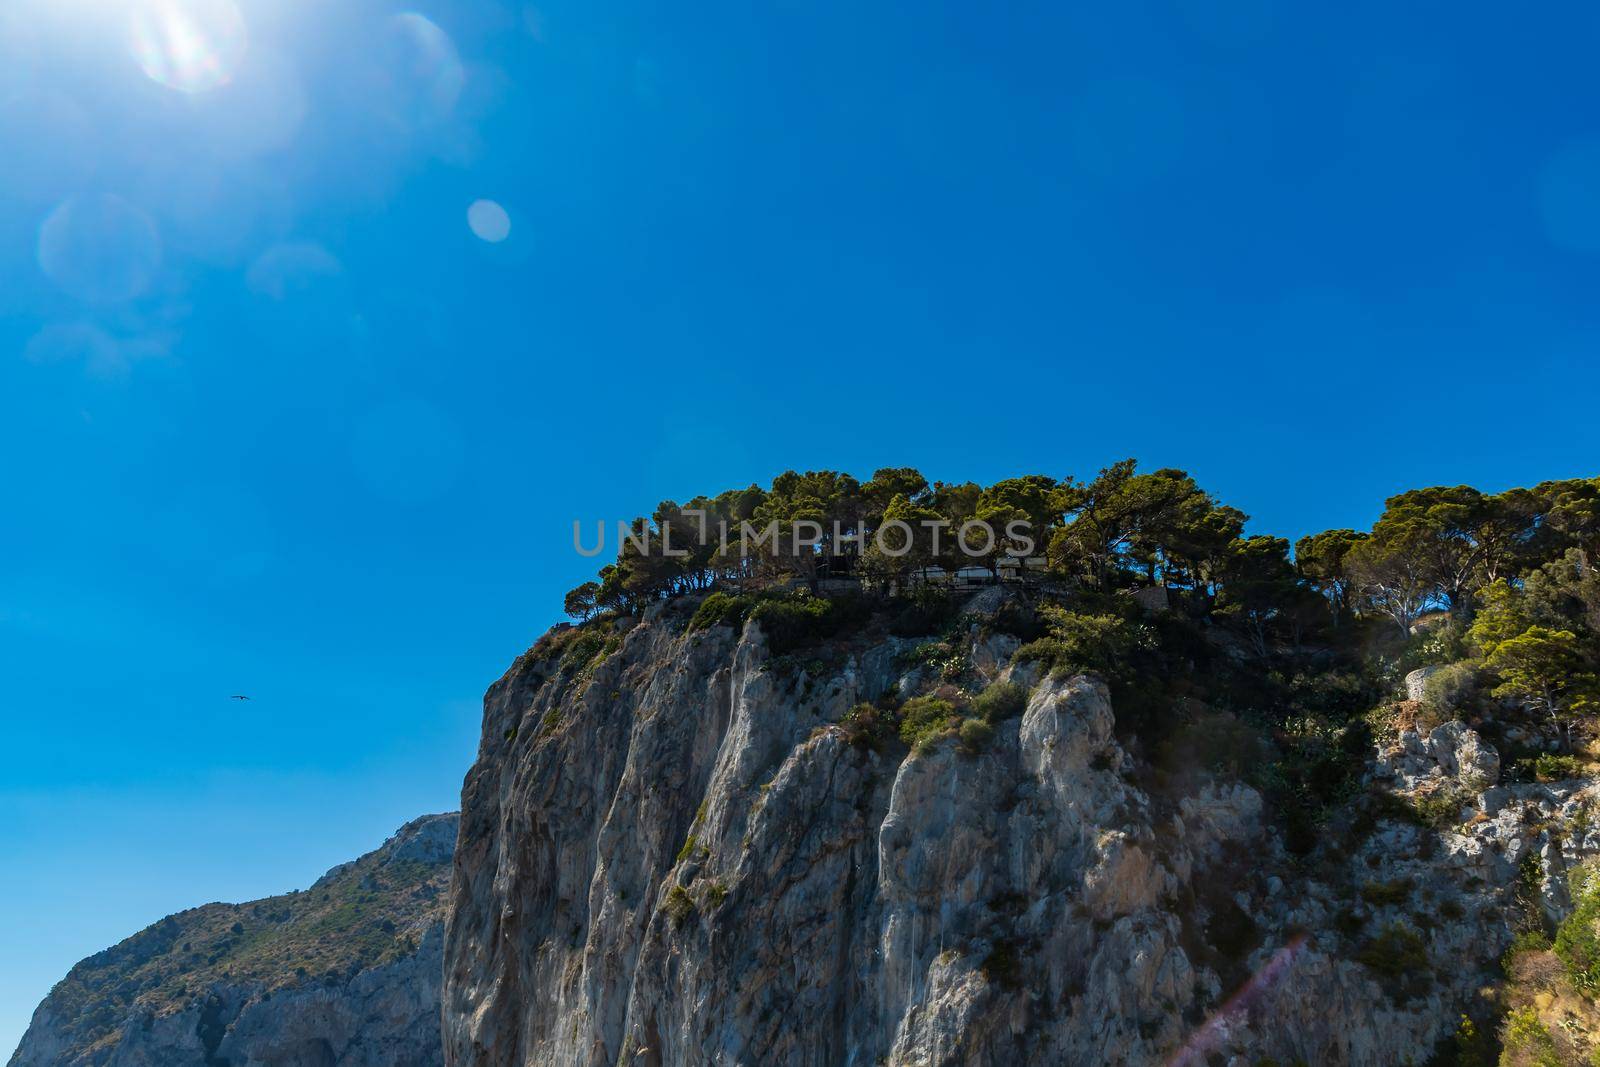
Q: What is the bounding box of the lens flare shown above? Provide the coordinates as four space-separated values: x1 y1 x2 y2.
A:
24 322 124 381
37 193 161 304
1166 933 1307 1066
467 199 510 243
130 0 247 94
246 241 343 299
380 13 465 128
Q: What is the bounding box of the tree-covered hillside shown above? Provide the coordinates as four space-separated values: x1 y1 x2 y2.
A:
561 463 1600 824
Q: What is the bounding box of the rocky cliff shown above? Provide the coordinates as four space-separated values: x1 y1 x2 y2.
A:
10 813 459 1067
442 594 1600 1066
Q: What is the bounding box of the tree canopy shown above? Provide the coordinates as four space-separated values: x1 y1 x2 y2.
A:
559 466 1600 700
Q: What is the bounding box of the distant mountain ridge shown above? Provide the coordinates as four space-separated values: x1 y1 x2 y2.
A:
9 813 458 1067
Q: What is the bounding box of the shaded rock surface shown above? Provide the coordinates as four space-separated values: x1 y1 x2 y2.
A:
10 814 458 1067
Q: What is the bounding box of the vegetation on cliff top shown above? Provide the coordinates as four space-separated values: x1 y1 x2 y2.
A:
555 463 1600 770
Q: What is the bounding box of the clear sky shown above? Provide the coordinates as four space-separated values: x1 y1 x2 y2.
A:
4 0 1600 1054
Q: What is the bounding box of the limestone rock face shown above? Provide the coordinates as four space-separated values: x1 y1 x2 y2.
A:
10 814 458 1067
444 601 1600 1066
1377 720 1502 793
444 609 1232 1067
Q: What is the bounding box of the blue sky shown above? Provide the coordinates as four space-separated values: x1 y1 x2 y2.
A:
4 0 1600 1053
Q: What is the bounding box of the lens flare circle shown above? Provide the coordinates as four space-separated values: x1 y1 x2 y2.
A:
380 13 465 127
467 199 511 243
130 0 247 94
37 193 162 304
246 241 343 299
24 321 124 380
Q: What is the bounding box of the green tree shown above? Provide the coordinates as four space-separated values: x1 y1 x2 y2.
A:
1479 487 1544 583
929 480 982 582
1484 626 1599 750
1536 476 1600 563
1524 549 1600 635
1048 461 1243 591
1047 459 1138 587
977 476 1063 540
1364 486 1539 612
1345 528 1434 638
965 501 1026 581
1215 535 1304 657
1471 553 1600 653
614 514 682 602
593 563 637 617
1466 580 1536 656
860 492 945 589
1014 605 1154 686
1295 528 1368 623
753 470 862 590
862 467 930 517
563 581 600 622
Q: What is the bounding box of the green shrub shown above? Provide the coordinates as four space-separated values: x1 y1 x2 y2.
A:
1449 1013 1493 1067
1500 1006 1562 1067
1354 923 1427 978
1285 668 1380 720
887 587 959 637
958 717 995 755
674 835 702 865
1420 661 1479 714
898 696 959 750
972 681 1027 723
1410 788 1468 829
1503 928 1551 973
906 641 970 682
1531 753 1585 783
1362 703 1402 745
838 702 895 751
1398 616 1469 674
1013 609 1151 683
1555 868 1600 995
688 590 873 656
981 601 1043 642
662 885 695 925
688 592 752 633
559 630 607 673
1159 714 1267 780
749 596 832 652
1360 879 1412 907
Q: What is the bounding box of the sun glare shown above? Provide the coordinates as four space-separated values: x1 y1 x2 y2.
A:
129 0 246 93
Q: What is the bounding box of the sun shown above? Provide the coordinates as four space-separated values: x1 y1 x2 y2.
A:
127 0 247 93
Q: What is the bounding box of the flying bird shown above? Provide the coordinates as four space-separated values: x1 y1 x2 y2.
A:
230 695 252 701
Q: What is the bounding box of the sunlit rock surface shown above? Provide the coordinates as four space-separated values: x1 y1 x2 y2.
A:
10 814 457 1067
443 600 1583 1066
